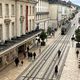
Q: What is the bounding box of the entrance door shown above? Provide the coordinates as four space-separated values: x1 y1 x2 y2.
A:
26 6 28 32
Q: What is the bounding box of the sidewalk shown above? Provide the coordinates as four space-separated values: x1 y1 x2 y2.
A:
60 41 80 80
0 29 60 80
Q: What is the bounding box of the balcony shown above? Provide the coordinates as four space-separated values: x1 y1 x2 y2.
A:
36 12 49 15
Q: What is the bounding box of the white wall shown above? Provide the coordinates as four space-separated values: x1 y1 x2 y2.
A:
0 0 15 42
35 0 49 30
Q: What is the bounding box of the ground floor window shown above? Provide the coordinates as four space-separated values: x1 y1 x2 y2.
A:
18 44 26 59
5 24 9 40
0 57 3 68
12 22 15 37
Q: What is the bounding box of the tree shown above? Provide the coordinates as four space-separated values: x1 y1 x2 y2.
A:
40 30 47 46
75 28 80 42
75 28 80 47
47 27 52 35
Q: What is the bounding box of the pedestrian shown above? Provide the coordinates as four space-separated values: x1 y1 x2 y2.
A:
21 60 23 65
28 52 30 59
39 47 41 53
58 50 61 58
14 57 19 66
23 51 26 58
55 65 58 76
76 50 79 58
27 46 29 52
33 52 36 59
30 52 32 60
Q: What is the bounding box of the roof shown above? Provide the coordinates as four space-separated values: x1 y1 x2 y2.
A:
48 0 71 7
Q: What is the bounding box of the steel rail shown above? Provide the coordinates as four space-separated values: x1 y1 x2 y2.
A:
21 34 65 80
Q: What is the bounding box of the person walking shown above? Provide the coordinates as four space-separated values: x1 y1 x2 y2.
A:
58 50 61 58
33 52 36 59
39 47 41 53
76 50 79 58
55 65 58 76
21 60 24 65
23 51 26 58
14 57 19 66
27 46 29 52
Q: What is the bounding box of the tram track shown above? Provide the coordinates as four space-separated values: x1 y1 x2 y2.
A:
33 27 72 80
49 25 76 80
29 25 76 80
41 36 69 80
17 22 76 80
17 34 65 80
23 36 64 80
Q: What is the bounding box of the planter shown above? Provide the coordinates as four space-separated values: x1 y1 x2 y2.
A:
41 42 45 46
76 43 80 48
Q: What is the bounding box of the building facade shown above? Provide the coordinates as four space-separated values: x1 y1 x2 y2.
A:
0 0 78 70
0 0 40 70
35 0 50 31
49 1 72 28
0 0 15 42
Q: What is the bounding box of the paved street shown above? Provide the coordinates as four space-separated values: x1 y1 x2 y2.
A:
0 29 60 80
17 12 80 80
60 12 80 80
17 13 78 80
0 0 80 80
0 12 80 80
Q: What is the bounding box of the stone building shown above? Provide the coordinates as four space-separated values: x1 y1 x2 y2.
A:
0 0 40 70
35 0 50 31
48 0 72 29
0 0 15 42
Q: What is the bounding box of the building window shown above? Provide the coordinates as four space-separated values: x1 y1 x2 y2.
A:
32 19 34 30
6 24 9 40
30 6 31 15
12 22 15 37
20 5 23 16
0 57 3 68
33 6 34 15
0 3 2 17
29 19 31 31
0 24 2 41
11 5 14 16
5 4 9 17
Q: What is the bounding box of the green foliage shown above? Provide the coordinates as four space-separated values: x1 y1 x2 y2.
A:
47 27 52 35
40 30 47 41
75 28 80 42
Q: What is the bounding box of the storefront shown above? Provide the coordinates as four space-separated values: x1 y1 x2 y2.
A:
18 44 26 59
0 48 17 70
17 37 36 59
